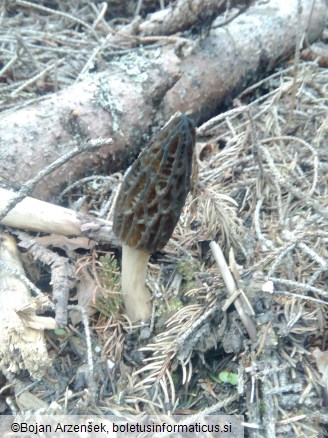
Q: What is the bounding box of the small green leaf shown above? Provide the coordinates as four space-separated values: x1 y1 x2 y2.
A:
218 371 238 385
54 328 67 337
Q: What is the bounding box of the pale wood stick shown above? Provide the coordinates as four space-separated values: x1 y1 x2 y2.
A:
0 187 119 244
210 240 257 341
0 233 55 377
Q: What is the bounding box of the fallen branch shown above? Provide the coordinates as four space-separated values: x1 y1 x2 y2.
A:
130 0 233 36
0 187 119 245
210 240 257 341
17 231 75 327
0 234 56 378
0 0 325 200
0 137 112 222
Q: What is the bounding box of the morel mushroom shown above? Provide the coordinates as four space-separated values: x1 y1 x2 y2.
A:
113 113 196 322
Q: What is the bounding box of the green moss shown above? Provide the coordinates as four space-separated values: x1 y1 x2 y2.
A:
176 259 198 282
95 254 122 316
155 296 184 319
176 258 200 293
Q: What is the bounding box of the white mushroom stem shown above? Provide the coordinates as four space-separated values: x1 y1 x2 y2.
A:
121 244 152 322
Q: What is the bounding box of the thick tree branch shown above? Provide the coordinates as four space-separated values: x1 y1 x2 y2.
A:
0 0 326 200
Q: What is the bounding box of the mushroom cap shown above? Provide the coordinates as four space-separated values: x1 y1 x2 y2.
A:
113 113 196 253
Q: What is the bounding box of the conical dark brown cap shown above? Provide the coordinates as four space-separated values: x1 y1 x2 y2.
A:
113 113 196 253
